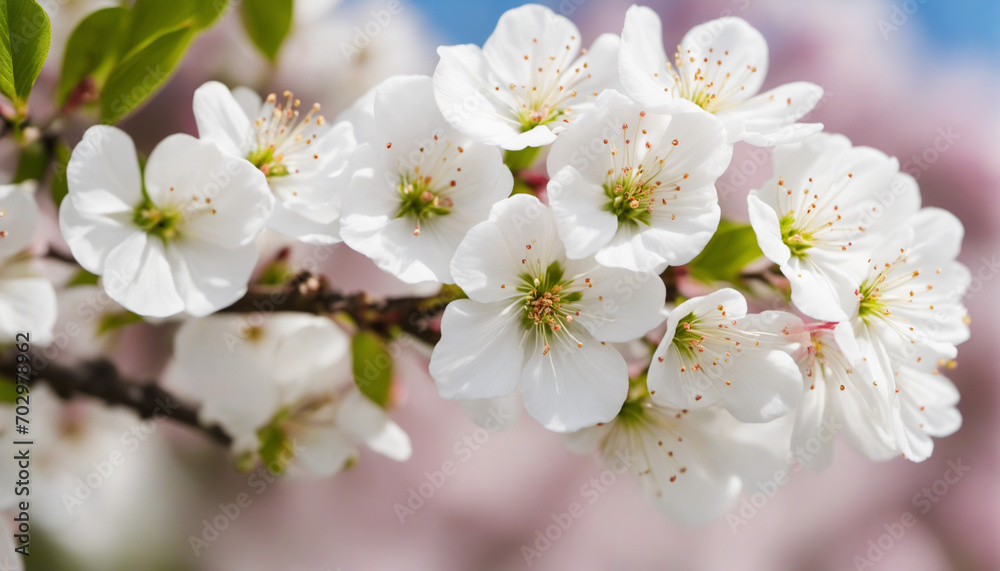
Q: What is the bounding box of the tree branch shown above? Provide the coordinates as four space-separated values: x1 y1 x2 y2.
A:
0 357 233 447
219 271 449 344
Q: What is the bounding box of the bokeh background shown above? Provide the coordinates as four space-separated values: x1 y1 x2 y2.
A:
15 0 1000 569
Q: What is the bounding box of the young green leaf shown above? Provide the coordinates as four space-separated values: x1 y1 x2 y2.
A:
12 138 46 182
240 0 293 62
686 220 765 285
100 26 194 124
66 268 100 287
120 0 198 59
0 0 52 112
193 0 232 30
49 139 71 206
352 331 393 409
56 7 127 107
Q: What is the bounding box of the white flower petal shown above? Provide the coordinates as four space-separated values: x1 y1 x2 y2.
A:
59 194 138 275
547 166 619 260
166 240 258 317
143 134 273 248
520 334 629 432
338 390 411 462
295 426 358 477
67 125 143 215
172 315 283 441
482 5 581 88
618 5 673 108
434 44 520 146
0 267 56 345
677 17 768 102
569 263 666 342
500 124 557 151
430 299 524 400
0 183 38 258
451 194 561 303
723 82 824 146
192 81 253 157
746 192 790 265
103 232 184 318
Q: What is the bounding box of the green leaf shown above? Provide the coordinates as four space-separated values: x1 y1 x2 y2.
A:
100 26 194 124
12 138 46 182
352 331 392 408
192 0 231 30
0 0 51 111
96 311 143 336
56 7 127 107
504 146 542 173
66 268 99 287
121 0 197 59
49 139 71 206
239 0 293 62
257 422 290 474
0 374 16 404
257 261 291 286
686 220 765 284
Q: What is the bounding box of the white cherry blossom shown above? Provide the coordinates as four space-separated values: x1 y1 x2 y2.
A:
193 81 357 244
566 392 785 525
433 4 620 151
647 288 805 422
888 344 962 463
59 126 274 318
849 207 970 461
169 313 411 475
547 89 728 272
748 133 920 321
619 7 823 146
792 323 897 471
430 194 666 432
0 183 56 344
340 74 512 284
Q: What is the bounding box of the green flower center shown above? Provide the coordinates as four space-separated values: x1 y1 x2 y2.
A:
616 398 647 426
519 261 583 335
671 313 705 358
518 105 563 132
133 200 182 241
395 174 452 235
856 279 887 321
604 168 659 226
779 212 813 257
247 146 289 178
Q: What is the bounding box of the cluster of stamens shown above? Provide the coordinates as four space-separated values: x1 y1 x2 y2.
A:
515 260 587 355
133 201 183 241
603 114 685 225
248 91 325 178
498 36 597 132
670 46 760 112
776 171 859 258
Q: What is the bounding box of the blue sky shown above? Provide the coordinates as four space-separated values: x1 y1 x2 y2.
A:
383 0 1000 63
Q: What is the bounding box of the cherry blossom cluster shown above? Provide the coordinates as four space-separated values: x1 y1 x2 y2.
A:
34 4 969 525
